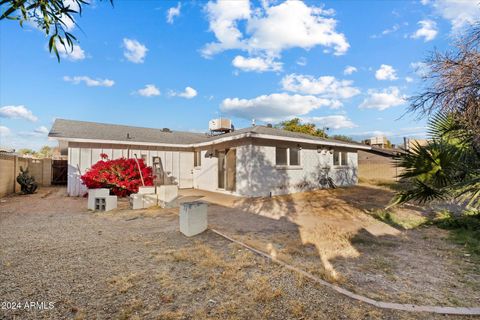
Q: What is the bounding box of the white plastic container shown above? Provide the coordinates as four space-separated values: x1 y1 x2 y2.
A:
179 201 208 237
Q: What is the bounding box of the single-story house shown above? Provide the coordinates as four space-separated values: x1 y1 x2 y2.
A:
48 119 371 197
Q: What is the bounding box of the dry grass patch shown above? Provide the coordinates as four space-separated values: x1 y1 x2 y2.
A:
157 310 185 320
365 256 396 275
247 275 283 303
289 299 305 318
108 273 138 293
117 299 143 320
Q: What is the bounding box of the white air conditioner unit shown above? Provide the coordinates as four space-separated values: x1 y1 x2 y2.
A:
209 118 232 132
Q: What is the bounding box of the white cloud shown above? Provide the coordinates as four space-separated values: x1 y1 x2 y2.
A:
167 2 181 24
232 55 282 72
123 38 148 63
169 86 198 99
296 57 307 66
411 20 438 41
359 87 406 111
370 22 408 39
302 115 357 129
343 65 357 75
410 61 430 77
0 105 38 122
63 76 115 87
375 64 398 81
281 74 360 99
34 126 50 135
382 24 401 35
203 0 251 56
202 0 349 59
423 0 480 32
56 42 86 61
220 93 338 122
405 76 414 83
0 126 11 137
136 84 161 97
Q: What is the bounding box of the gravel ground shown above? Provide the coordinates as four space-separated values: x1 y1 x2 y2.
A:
182 186 480 307
0 187 477 319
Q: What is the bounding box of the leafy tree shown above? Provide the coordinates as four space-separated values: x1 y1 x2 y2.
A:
17 148 36 156
409 24 480 144
331 134 355 143
37 145 53 158
393 23 480 210
385 139 393 149
0 0 112 61
393 113 480 209
277 118 328 138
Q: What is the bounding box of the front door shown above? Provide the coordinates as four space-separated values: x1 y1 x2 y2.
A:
179 152 194 188
217 149 236 191
218 150 225 189
226 149 236 191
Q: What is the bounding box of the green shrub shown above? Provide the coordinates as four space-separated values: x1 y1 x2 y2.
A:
433 210 480 257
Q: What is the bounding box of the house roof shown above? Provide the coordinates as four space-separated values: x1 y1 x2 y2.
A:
365 146 406 157
49 119 210 145
212 125 368 147
49 118 370 150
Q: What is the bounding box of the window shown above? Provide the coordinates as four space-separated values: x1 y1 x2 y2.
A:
276 147 301 166
341 152 348 166
194 151 202 167
333 151 349 166
276 147 288 166
333 151 340 166
289 147 300 166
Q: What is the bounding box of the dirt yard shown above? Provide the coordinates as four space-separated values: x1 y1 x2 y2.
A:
0 186 478 319
197 185 480 308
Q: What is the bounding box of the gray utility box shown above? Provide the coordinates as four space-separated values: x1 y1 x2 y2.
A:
179 202 208 237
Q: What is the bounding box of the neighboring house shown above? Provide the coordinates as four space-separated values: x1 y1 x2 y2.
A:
358 147 405 183
404 138 429 151
0 146 15 154
365 136 390 148
48 119 371 197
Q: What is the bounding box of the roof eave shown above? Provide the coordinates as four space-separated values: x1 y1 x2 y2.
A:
50 132 371 150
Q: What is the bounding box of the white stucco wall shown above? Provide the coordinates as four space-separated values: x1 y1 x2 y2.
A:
235 142 358 197
66 139 359 197
67 143 194 196
193 150 218 192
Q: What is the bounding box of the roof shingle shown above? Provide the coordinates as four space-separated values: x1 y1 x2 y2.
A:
49 118 367 148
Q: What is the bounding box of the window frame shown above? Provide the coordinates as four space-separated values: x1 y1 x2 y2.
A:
333 150 349 167
333 150 341 166
275 147 288 166
275 146 302 168
341 152 348 166
194 150 202 168
289 147 300 166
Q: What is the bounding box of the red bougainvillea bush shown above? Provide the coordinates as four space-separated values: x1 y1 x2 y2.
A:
81 153 155 197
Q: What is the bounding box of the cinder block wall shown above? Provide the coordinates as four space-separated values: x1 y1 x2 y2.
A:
358 150 402 182
0 154 15 197
0 154 52 197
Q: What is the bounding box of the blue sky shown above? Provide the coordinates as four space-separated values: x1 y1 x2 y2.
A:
1 0 479 150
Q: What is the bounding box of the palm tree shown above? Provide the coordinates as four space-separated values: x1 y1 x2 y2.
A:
393 113 480 210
